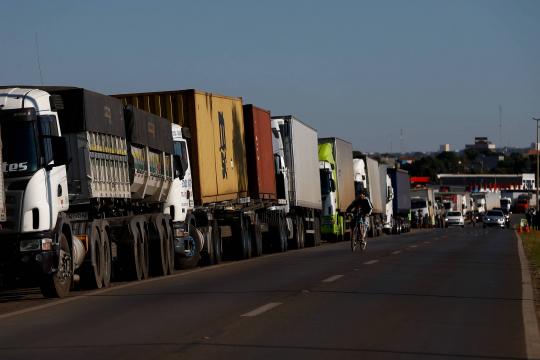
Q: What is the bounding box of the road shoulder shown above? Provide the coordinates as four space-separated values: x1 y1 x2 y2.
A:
516 230 540 358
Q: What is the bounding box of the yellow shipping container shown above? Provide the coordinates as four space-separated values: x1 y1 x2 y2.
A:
113 89 248 205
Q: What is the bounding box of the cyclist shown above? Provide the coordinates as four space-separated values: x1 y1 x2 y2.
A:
346 190 373 248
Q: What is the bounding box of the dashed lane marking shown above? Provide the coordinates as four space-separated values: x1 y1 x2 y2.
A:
322 275 344 283
409 245 418 248
391 250 401 255
241 302 282 317
363 260 379 265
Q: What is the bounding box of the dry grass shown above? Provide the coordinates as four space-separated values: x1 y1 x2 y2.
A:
522 230 540 272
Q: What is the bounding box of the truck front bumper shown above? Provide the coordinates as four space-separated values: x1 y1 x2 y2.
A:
0 231 57 279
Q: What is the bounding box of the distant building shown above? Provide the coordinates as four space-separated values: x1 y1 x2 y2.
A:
440 144 451 152
465 137 496 152
437 173 535 191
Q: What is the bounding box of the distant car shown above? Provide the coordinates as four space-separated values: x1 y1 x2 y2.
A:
493 207 510 227
445 211 464 228
483 210 506 228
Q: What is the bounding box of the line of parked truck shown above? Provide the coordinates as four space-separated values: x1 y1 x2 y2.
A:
0 86 414 298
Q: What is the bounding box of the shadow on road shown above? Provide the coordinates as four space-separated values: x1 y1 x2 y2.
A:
0 340 530 360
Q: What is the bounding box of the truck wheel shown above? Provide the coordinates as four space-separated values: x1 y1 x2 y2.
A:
40 232 72 298
299 216 305 248
291 215 305 249
82 222 103 288
252 214 263 257
164 220 175 275
236 215 252 260
212 220 222 264
277 214 288 252
139 222 150 280
150 218 168 277
131 227 144 280
101 228 112 288
313 216 321 246
177 224 202 269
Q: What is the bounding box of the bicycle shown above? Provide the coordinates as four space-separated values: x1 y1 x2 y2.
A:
348 212 368 252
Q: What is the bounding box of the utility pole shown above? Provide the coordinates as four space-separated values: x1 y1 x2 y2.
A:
400 128 404 154
534 117 540 210
498 105 502 150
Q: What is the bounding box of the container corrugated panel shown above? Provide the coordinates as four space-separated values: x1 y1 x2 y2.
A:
113 90 248 205
274 116 322 210
243 105 276 200
365 156 384 213
388 168 410 214
318 138 354 211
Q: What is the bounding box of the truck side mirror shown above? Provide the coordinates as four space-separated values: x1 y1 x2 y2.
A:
51 137 69 168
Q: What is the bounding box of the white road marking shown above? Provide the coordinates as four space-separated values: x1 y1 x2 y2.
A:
409 245 418 248
322 275 344 283
516 230 540 358
363 260 379 265
241 302 282 317
392 250 401 255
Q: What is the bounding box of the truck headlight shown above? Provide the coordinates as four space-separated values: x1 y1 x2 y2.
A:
20 239 41 252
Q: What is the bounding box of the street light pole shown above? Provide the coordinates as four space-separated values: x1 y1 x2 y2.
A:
534 118 540 211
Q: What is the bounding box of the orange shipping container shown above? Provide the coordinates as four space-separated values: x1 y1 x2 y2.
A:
113 90 248 205
243 105 277 200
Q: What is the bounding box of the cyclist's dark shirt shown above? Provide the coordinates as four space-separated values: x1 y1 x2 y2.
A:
346 197 373 216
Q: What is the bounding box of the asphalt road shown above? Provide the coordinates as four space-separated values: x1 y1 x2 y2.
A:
0 226 532 360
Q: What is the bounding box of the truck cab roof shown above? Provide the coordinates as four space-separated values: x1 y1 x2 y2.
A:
0 88 52 113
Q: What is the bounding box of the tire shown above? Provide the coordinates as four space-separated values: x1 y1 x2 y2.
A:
176 224 202 269
101 228 112 288
40 232 72 298
151 218 168 277
252 214 263 257
82 222 103 288
139 221 150 280
277 214 288 252
164 220 175 275
124 222 145 281
212 220 222 264
235 215 251 260
291 215 305 249
313 216 321 247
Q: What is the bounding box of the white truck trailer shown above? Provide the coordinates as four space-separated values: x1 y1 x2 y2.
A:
271 116 322 249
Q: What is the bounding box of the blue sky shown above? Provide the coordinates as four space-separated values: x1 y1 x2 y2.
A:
1 0 539 152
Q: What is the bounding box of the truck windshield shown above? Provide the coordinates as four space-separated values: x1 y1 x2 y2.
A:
411 199 427 209
1 119 40 177
319 169 331 195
